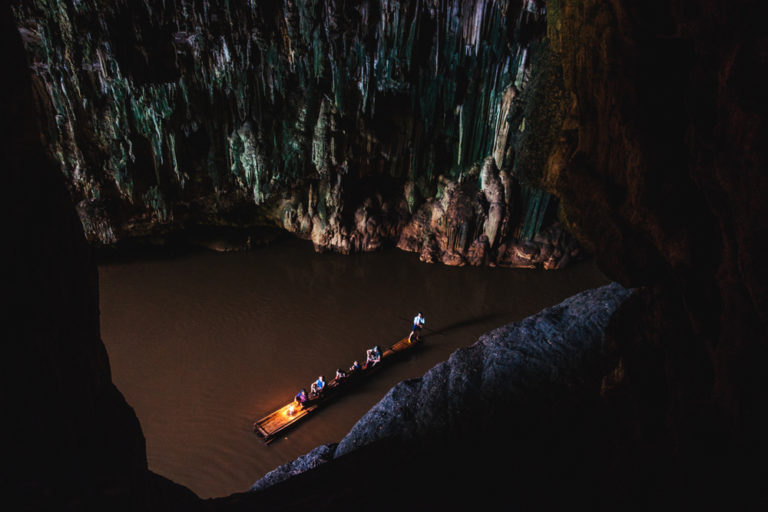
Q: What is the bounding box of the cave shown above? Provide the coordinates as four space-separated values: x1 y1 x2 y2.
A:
5 1 767 511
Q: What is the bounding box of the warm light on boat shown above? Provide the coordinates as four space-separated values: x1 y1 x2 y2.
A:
253 337 417 443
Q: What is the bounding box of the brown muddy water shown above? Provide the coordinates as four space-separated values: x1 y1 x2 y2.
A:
98 238 609 498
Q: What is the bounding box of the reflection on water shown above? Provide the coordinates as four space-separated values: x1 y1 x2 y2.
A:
98 238 608 498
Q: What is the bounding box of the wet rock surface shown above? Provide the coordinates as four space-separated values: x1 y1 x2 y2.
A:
249 444 337 494
338 283 630 454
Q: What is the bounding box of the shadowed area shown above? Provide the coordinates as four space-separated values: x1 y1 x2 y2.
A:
1 3 202 510
424 312 508 335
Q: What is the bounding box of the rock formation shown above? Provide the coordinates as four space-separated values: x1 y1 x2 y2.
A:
5 0 767 510
3 3 198 510
396 157 580 268
11 0 577 269
535 1 768 508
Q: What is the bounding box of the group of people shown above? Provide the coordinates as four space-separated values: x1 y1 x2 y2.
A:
293 373 330 406
293 312 426 408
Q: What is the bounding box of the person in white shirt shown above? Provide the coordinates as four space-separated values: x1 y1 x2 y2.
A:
409 312 425 342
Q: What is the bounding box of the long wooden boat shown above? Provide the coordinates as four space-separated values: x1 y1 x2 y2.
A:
252 336 421 444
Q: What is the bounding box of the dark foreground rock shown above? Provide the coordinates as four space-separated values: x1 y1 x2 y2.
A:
2 4 199 510
538 2 768 509
242 282 631 509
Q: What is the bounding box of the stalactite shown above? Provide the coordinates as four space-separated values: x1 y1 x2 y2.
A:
12 0 558 251
518 185 552 241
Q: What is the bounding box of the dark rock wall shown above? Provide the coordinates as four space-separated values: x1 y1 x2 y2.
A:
2 3 198 510
11 0 577 268
539 0 768 507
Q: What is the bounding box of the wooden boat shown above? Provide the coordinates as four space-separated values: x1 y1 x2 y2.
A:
253 336 421 443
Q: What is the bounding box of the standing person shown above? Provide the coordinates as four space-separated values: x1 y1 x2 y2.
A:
409 312 426 342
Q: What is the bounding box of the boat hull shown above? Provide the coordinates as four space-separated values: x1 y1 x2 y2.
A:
252 337 421 443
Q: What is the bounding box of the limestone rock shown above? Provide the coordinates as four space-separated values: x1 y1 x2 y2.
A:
12 0 569 267
397 167 580 269
250 444 337 493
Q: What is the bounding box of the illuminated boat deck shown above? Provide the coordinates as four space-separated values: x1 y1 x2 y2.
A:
253 337 419 443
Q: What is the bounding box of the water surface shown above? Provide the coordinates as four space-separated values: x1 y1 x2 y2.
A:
99 238 608 498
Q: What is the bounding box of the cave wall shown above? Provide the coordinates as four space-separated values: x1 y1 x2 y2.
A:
539 0 768 507
11 0 578 269
2 3 198 510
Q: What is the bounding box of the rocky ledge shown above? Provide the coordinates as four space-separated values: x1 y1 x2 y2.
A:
275 155 581 269
246 282 630 507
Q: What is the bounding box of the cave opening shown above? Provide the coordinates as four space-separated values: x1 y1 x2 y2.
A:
6 0 767 510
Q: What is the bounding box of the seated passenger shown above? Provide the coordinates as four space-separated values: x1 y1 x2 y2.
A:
349 360 361 373
294 388 308 407
332 368 348 384
364 345 382 369
310 375 326 396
